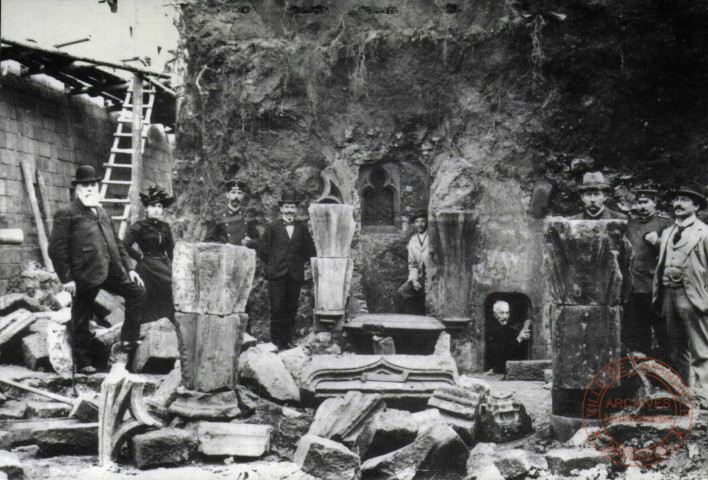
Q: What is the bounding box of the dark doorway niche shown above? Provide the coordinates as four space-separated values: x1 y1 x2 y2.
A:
483 292 532 372
359 163 400 233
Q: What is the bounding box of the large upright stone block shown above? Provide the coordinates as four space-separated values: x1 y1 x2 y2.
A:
309 204 356 258
172 242 256 315
175 312 247 392
544 218 633 306
552 305 621 390
429 211 477 327
312 257 353 317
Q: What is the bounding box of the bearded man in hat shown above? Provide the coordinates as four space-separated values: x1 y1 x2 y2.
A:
48 165 145 374
571 172 628 220
623 188 672 358
395 209 429 315
258 190 316 350
653 183 708 407
204 179 259 247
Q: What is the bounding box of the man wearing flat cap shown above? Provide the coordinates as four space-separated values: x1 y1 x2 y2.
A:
571 172 628 220
395 209 429 315
204 179 259 248
623 188 672 358
48 165 145 374
653 183 708 407
258 190 316 350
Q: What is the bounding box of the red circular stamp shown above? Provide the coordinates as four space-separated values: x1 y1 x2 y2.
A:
581 355 694 467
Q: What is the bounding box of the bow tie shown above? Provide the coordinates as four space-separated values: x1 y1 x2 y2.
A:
283 220 294 226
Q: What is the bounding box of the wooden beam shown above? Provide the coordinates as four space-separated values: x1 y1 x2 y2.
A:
1 38 170 78
129 74 143 226
20 158 54 272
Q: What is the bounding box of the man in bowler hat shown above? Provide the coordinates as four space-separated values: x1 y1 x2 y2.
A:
48 165 145 374
653 183 708 407
623 188 672 358
204 179 259 247
258 190 316 349
395 209 429 315
571 172 628 220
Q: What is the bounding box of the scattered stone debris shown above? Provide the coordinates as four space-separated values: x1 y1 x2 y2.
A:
545 447 612 476
238 346 300 403
132 428 197 469
294 435 360 480
195 422 272 458
308 392 385 444
428 386 481 445
354 408 417 460
0 450 23 480
168 389 241 421
478 391 533 443
505 360 552 381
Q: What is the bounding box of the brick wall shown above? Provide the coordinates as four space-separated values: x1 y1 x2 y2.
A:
0 64 174 295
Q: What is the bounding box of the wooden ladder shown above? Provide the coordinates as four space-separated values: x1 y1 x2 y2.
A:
99 78 156 239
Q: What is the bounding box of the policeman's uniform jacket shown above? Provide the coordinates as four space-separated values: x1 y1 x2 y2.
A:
628 213 672 293
204 208 259 246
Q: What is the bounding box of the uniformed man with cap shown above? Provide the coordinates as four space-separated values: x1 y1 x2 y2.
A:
623 188 671 358
653 183 708 407
204 179 259 247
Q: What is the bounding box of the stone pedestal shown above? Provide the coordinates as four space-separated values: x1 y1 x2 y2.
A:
429 211 477 328
309 204 356 330
544 219 630 440
172 242 255 393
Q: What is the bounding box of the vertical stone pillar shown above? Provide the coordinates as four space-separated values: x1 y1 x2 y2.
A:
309 204 356 330
429 211 477 329
544 218 632 441
172 242 256 392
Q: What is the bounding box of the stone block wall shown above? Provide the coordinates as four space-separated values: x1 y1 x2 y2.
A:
0 63 174 294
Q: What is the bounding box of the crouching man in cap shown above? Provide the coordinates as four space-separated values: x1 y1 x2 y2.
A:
204 179 258 247
395 209 429 315
48 165 145 374
654 184 708 407
258 190 316 350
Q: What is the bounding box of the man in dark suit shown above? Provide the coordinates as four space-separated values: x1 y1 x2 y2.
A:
204 179 259 247
571 172 628 220
48 165 145 374
258 190 316 350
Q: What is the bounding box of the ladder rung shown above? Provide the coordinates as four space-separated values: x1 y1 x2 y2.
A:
112 216 129 221
111 148 134 154
113 132 148 137
101 198 130 204
103 180 132 185
103 163 133 168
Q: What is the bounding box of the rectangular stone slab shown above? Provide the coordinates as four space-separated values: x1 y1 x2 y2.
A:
505 360 553 381
196 422 272 457
172 242 256 315
552 305 621 389
175 312 247 392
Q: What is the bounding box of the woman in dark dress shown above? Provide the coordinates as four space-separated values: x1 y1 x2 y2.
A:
123 185 175 324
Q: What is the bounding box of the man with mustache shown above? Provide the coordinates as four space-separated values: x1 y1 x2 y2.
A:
624 188 671 359
48 165 145 374
395 209 429 315
653 184 708 407
258 190 316 350
204 179 258 248
571 172 628 220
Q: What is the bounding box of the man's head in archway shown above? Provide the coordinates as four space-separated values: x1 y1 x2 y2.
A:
493 301 510 326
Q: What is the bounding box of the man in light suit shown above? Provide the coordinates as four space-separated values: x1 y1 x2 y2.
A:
258 190 316 350
653 184 708 405
48 165 145 374
395 209 429 315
